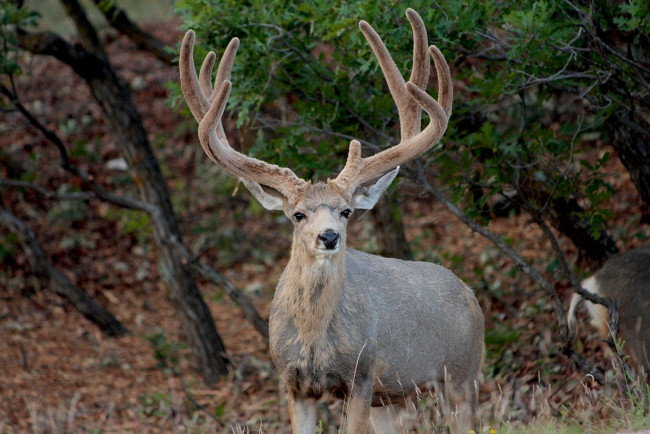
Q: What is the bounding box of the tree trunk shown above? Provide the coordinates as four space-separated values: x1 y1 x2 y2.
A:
527 186 620 269
17 1 229 383
606 109 650 209
370 191 412 260
0 204 129 337
85 66 230 383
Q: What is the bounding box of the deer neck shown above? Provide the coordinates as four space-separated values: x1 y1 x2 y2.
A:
283 235 346 339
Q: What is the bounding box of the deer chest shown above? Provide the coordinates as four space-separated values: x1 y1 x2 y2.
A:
284 362 350 401
271 327 371 401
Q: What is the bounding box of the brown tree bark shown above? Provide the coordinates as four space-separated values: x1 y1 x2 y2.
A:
15 0 229 383
606 110 650 209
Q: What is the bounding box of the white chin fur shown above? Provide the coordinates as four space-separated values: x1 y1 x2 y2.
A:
314 247 339 259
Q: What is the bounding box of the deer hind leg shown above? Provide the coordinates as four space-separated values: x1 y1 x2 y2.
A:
290 397 317 434
369 405 400 434
446 378 479 434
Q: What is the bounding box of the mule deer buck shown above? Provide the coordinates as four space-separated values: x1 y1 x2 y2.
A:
180 9 485 433
569 246 650 382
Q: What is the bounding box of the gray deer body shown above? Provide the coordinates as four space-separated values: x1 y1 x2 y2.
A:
264 182 484 433
569 246 650 381
180 8 485 433
271 246 484 406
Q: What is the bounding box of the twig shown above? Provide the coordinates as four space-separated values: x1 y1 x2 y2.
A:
19 342 29 371
255 116 377 151
0 179 94 201
0 84 72 170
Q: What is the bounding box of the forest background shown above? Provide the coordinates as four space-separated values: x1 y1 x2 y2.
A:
1 0 649 431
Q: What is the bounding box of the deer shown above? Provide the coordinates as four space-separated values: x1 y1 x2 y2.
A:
568 246 650 382
179 9 485 433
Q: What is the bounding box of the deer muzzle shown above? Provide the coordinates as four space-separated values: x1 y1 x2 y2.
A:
317 230 340 251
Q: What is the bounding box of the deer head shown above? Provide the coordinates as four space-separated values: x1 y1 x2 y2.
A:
179 8 452 260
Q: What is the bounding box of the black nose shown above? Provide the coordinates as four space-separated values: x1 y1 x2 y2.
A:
318 230 339 250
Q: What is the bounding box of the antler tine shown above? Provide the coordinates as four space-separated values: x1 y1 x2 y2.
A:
198 51 216 99
333 9 453 196
199 38 239 143
180 31 308 200
179 30 211 122
430 45 453 118
358 8 430 140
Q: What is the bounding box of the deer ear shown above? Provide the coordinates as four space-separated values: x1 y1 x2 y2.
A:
241 178 286 210
351 166 399 210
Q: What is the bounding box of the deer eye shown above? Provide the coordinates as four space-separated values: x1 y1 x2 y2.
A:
340 209 352 219
293 212 306 222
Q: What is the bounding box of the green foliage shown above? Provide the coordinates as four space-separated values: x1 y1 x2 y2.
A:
69 138 103 163
174 0 646 246
0 3 40 78
432 0 646 234
104 208 152 245
615 0 650 34
484 317 521 378
145 331 182 372
137 391 173 417
0 232 18 264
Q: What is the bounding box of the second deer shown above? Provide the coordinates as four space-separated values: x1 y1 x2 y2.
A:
569 246 650 382
180 9 485 433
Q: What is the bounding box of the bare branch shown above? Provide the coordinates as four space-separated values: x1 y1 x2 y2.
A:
61 0 107 59
91 0 175 65
0 179 91 201
255 116 380 151
183 258 269 341
0 204 129 337
513 70 603 90
13 4 230 382
0 84 72 169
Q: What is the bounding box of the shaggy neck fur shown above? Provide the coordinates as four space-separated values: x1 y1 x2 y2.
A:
282 230 347 342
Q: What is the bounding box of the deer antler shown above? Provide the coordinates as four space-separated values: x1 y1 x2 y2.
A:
333 8 453 196
179 30 309 201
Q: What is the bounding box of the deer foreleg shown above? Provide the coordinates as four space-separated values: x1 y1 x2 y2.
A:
345 381 373 433
370 405 400 434
290 397 317 434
